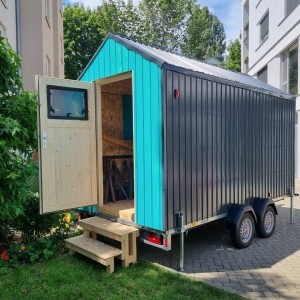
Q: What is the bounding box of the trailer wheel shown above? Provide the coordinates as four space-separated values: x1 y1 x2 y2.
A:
231 212 254 249
256 206 276 238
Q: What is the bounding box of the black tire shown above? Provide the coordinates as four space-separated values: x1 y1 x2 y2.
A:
231 212 255 249
256 206 276 238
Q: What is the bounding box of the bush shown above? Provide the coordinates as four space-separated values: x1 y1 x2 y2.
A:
13 191 61 241
0 37 38 241
7 237 54 265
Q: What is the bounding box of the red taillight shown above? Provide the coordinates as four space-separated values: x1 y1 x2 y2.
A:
147 232 163 245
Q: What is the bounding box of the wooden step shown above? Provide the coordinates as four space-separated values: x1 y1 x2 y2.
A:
65 235 124 273
79 217 139 266
80 217 139 238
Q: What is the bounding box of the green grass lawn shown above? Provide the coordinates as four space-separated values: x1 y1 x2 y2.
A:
0 255 243 300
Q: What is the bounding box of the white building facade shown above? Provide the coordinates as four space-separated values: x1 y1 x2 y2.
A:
242 0 300 178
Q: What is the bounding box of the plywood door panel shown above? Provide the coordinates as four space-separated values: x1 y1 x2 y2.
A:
37 76 97 213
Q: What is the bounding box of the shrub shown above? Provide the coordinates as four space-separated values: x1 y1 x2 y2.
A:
0 37 38 241
8 237 54 265
13 191 61 241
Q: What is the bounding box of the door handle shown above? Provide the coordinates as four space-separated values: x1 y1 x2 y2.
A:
42 131 53 149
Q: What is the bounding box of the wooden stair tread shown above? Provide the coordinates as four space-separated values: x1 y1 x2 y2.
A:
80 217 139 237
65 235 124 259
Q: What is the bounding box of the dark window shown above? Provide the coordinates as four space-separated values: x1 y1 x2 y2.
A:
45 0 50 27
289 46 298 95
257 66 268 83
260 13 269 44
123 95 133 140
282 44 298 95
286 0 300 15
47 86 88 120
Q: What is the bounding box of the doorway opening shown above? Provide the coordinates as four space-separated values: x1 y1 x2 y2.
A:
97 74 135 222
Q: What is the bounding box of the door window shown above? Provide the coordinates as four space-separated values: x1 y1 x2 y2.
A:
47 86 88 120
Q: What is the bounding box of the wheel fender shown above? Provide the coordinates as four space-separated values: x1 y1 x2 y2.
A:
226 204 257 231
252 198 278 223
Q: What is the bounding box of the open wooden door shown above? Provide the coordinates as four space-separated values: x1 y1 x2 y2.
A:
37 76 98 213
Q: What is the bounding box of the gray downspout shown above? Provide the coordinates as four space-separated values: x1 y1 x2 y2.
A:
15 0 21 76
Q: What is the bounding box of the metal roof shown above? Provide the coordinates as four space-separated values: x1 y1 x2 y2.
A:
80 33 293 99
109 34 292 99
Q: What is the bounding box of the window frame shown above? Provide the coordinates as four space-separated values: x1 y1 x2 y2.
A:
281 43 298 95
285 0 300 16
45 55 51 76
47 85 89 121
257 65 268 83
60 36 64 64
259 12 269 45
0 22 5 37
45 0 50 28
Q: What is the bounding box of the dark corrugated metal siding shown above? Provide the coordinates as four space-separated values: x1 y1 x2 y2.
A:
163 69 295 230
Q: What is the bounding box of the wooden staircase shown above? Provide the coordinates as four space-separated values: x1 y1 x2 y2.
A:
65 217 139 273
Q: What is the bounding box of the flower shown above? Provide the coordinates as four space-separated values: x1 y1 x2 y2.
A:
20 245 26 251
0 250 10 262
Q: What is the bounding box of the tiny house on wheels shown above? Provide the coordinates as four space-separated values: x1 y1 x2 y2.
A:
37 33 295 269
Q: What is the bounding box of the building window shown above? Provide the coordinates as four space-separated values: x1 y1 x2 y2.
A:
244 23 249 50
0 23 6 37
60 0 63 17
260 12 269 44
282 44 298 95
244 56 249 72
46 56 51 76
286 0 300 16
60 37 64 64
257 66 268 83
45 0 50 27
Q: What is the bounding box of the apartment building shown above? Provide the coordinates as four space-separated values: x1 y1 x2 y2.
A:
242 0 300 178
0 0 64 91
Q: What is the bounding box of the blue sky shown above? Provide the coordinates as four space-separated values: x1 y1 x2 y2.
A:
65 0 241 45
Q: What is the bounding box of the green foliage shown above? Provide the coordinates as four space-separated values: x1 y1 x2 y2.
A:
7 237 54 266
0 37 38 241
64 1 227 78
64 5 104 79
97 0 141 38
138 0 195 51
222 39 241 72
0 257 243 300
13 192 60 241
182 6 226 60
64 1 140 79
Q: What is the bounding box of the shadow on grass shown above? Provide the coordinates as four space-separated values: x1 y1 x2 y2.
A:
0 255 242 300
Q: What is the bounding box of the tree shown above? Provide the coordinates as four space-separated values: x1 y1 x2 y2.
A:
0 37 37 240
182 6 226 60
138 0 195 52
222 39 241 72
97 0 141 39
63 1 227 77
64 1 140 79
64 5 104 79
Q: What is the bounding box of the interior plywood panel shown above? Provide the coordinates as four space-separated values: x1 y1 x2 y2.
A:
101 79 133 156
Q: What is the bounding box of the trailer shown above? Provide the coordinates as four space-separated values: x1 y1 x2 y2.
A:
37 34 295 263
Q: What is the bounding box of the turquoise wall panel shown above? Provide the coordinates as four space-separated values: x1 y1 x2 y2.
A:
80 38 164 231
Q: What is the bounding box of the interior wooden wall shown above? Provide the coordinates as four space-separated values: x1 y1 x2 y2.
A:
101 78 133 156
